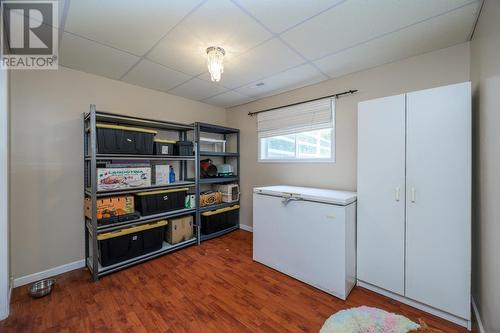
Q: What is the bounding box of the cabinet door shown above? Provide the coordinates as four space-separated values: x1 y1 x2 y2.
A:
357 94 406 295
406 82 471 319
253 194 347 298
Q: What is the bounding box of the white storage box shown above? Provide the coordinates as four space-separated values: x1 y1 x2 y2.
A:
97 167 151 191
214 184 239 203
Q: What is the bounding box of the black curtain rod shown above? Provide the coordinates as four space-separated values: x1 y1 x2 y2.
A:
247 89 358 116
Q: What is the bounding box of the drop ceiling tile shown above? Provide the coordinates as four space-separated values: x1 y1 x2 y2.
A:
281 0 477 60
314 2 480 78
122 60 192 92
59 32 140 80
235 0 344 33
235 64 327 98
147 0 272 76
203 91 255 107
200 38 304 89
65 0 200 55
169 78 228 101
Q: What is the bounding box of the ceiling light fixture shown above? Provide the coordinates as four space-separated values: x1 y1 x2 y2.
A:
206 46 225 82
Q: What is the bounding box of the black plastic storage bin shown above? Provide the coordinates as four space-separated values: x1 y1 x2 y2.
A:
153 139 176 155
96 123 157 155
135 188 188 216
201 205 239 235
175 141 194 156
97 220 167 267
97 212 141 226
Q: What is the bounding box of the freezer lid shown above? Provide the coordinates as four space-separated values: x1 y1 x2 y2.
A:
253 185 357 206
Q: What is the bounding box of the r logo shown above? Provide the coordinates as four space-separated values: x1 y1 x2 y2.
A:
1 1 58 69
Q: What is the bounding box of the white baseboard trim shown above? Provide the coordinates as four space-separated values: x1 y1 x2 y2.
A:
472 297 485 333
239 224 253 232
0 308 7 321
13 259 85 288
357 280 471 329
0 280 12 320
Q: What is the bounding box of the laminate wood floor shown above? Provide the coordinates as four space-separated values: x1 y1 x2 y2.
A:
1 230 473 333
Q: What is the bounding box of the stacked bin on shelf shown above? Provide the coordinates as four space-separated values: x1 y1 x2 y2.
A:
97 220 167 267
201 205 240 235
96 123 156 155
134 188 189 216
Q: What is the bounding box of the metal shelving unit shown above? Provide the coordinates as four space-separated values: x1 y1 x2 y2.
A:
84 105 199 281
84 107 241 281
195 122 240 243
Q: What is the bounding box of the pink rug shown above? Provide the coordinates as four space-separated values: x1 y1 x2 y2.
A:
320 306 420 333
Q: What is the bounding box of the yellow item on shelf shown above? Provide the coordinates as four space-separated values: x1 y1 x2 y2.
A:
97 220 168 240
201 204 240 216
135 188 190 196
96 123 158 134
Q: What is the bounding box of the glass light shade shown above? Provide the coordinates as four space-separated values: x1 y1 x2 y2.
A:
206 46 225 82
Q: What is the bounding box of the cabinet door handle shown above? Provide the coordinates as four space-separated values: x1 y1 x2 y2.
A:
411 187 416 203
395 187 400 202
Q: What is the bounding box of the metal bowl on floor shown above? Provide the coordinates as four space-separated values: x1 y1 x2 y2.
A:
28 279 55 298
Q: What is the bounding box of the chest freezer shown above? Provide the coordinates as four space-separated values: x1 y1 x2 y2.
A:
253 185 357 300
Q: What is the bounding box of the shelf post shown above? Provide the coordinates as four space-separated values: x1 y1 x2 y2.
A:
90 104 99 281
236 129 240 229
195 123 201 245
83 113 89 264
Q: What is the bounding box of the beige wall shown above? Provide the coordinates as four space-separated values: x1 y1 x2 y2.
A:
470 0 500 332
227 42 471 229
9 66 226 279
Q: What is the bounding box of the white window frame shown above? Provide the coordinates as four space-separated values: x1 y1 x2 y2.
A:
257 98 336 163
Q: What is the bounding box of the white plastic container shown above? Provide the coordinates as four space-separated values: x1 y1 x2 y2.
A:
215 184 239 203
154 164 170 185
200 137 226 152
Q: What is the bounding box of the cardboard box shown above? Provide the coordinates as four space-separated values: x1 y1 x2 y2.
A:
97 167 151 191
200 191 222 207
165 215 193 244
84 195 135 220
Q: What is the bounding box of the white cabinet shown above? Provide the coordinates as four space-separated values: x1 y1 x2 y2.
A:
405 84 471 319
357 82 471 327
357 94 406 296
253 186 357 300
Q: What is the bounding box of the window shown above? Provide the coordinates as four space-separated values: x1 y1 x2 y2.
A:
258 98 335 162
